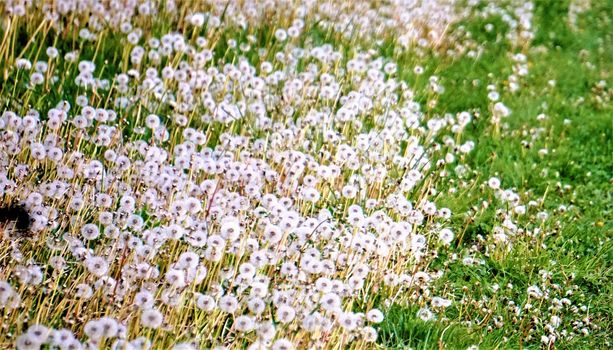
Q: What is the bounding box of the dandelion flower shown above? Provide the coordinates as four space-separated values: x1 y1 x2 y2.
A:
366 309 384 323
25 325 50 345
15 333 40 350
362 326 378 342
276 304 296 324
417 308 434 321
219 295 239 313
81 224 100 240
488 177 501 190
234 315 255 332
272 339 294 350
141 308 164 329
195 293 216 312
431 297 452 308
74 283 94 299
320 293 341 312
84 320 104 340
85 256 109 277
134 290 155 309
438 228 454 245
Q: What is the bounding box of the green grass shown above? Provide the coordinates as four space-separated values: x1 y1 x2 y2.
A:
379 304 481 350
375 0 612 349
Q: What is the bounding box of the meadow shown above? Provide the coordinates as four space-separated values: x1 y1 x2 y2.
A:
0 1 610 349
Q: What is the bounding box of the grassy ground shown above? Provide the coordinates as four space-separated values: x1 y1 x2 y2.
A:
0 1 610 349
376 1 612 349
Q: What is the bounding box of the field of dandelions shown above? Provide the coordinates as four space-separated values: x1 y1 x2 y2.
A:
0 1 611 349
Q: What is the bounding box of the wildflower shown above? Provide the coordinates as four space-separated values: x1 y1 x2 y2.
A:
362 326 378 342
432 297 452 308
341 185 358 199
257 321 276 341
438 228 454 245
99 317 119 338
85 256 109 277
276 304 296 324
247 297 266 315
366 309 384 323
275 29 288 42
527 285 544 299
74 283 94 299
234 315 256 332
550 315 561 328
165 269 187 289
84 320 104 340
134 290 155 309
15 333 40 350
195 293 216 312
488 177 501 190
190 13 206 27
25 325 50 345
338 312 358 330
140 308 164 329
16 58 32 70
493 102 511 118
160 288 182 307
174 343 197 350
129 337 151 350
219 295 239 313
320 293 341 312
488 91 500 101
220 218 242 241
514 205 526 215
417 308 434 321
81 224 100 240
272 339 294 350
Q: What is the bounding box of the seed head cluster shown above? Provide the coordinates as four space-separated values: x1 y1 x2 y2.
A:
0 1 605 349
